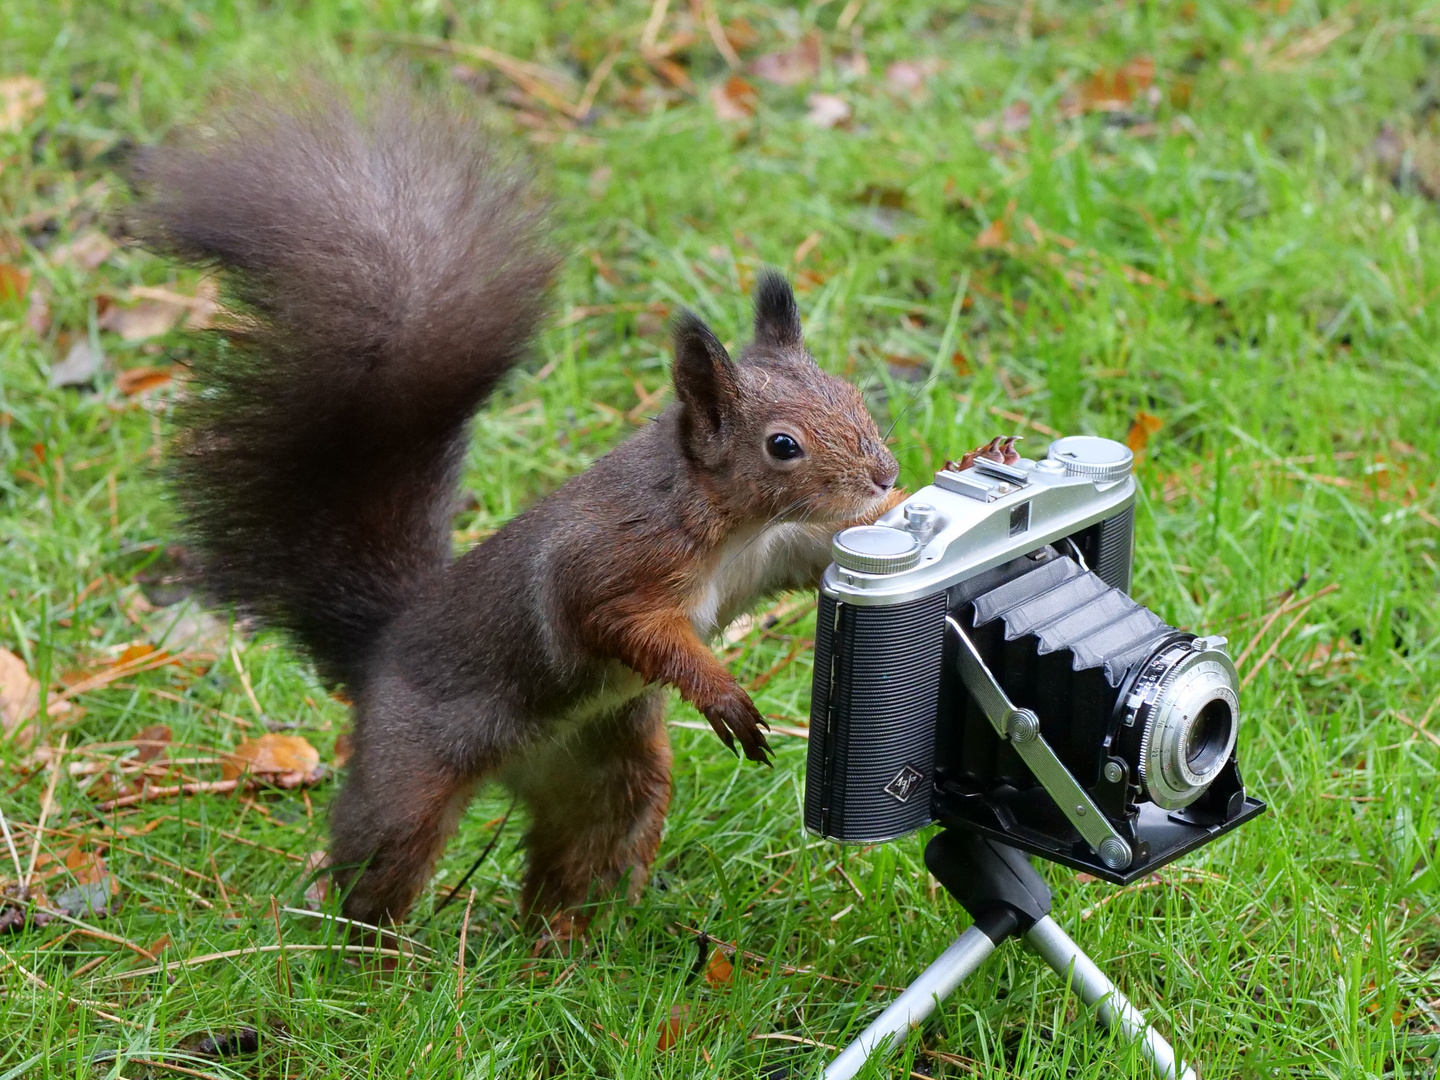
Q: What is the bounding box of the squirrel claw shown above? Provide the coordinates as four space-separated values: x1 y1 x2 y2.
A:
702 689 771 765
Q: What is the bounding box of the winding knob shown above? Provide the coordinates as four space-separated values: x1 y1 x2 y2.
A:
832 526 923 575
1046 436 1134 484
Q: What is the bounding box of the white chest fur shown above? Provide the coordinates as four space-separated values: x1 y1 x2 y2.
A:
686 523 823 638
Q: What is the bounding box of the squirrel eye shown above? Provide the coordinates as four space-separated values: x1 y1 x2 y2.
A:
765 432 804 461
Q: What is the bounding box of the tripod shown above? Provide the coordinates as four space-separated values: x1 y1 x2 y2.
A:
822 830 1198 1080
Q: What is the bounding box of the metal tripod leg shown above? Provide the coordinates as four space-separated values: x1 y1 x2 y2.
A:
1025 915 1197 1080
820 831 1197 1080
823 915 1195 1080
822 913 1014 1080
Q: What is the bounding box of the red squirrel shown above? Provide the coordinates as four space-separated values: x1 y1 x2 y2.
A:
132 85 903 930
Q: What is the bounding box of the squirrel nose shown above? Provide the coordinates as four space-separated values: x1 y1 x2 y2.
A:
872 461 899 490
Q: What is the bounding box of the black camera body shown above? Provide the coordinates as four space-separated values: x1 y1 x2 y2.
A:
804 436 1264 883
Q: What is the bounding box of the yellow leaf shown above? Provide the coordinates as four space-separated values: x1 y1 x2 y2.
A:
1126 410 1164 454
0 647 39 745
975 218 1008 249
222 733 321 782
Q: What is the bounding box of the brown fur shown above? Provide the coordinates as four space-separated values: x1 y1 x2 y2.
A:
137 83 901 928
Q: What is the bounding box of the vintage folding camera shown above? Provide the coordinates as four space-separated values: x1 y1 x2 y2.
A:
804 435 1265 882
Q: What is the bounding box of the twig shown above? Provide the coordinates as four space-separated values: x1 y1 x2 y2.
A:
95 778 242 811
230 642 265 723
102 942 410 981
271 896 292 997
279 906 432 955
35 907 156 960
385 34 584 119
669 719 810 739
1239 608 1310 689
833 862 866 902
23 733 66 890
751 1032 837 1051
1234 584 1337 671
455 887 476 1064
576 48 622 118
701 0 741 68
1396 712 1440 751
639 0 670 55
0 804 24 883
953 394 1060 438
0 944 138 1027
50 652 185 708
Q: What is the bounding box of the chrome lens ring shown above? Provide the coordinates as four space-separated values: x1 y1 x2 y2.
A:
1128 639 1240 810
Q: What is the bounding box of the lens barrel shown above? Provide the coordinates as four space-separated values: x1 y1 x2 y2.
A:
1123 638 1240 809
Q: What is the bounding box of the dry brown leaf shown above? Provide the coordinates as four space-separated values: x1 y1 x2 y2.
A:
0 647 39 744
134 724 172 763
710 75 757 121
0 76 44 134
805 92 851 129
974 218 1009 249
750 35 819 85
99 298 186 341
221 733 321 786
951 350 972 377
704 948 734 987
51 230 114 272
1068 56 1155 115
50 338 103 388
656 1003 694 1051
115 366 173 396
65 846 116 890
0 264 28 303
1126 410 1163 454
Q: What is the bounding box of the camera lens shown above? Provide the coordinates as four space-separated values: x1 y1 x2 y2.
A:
1126 639 1240 810
1185 699 1231 772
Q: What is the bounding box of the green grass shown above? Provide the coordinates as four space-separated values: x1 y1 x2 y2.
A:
2 0 1438 1076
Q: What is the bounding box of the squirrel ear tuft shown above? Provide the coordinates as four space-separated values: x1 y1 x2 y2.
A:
752 269 802 349
672 310 740 446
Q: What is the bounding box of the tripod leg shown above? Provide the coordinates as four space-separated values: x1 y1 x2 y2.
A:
823 911 1018 1080
1024 916 1198 1080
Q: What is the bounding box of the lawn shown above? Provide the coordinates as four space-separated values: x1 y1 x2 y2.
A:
1 1 1437 1077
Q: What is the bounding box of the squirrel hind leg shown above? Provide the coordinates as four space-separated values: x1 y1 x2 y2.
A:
506 690 673 932
329 742 483 927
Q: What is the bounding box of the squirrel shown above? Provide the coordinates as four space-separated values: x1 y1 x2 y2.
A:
131 84 904 931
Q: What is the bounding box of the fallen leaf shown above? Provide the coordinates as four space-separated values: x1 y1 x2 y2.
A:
974 218 1009 249
99 298 185 341
884 58 942 99
704 949 734 987
951 349 972 376
50 338 103 388
0 264 28 303
1126 410 1163 454
0 76 44 134
222 733 322 786
147 600 228 656
115 366 173 396
656 1003 693 1051
805 92 851 129
51 230 114 272
134 724 172 763
709 75 757 121
1067 56 1156 115
751 35 819 85
146 933 171 956
0 648 39 744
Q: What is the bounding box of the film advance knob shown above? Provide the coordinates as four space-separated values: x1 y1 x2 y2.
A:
1046 435 1134 484
832 525 923 575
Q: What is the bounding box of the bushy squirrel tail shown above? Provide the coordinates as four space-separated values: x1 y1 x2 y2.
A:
132 84 555 691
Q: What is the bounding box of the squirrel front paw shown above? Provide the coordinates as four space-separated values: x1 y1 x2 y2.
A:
700 689 773 765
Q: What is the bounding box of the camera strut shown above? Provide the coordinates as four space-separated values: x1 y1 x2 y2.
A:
821 829 1197 1080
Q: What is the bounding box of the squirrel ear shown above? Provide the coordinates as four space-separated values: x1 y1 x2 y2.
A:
752 269 803 349
672 310 740 445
